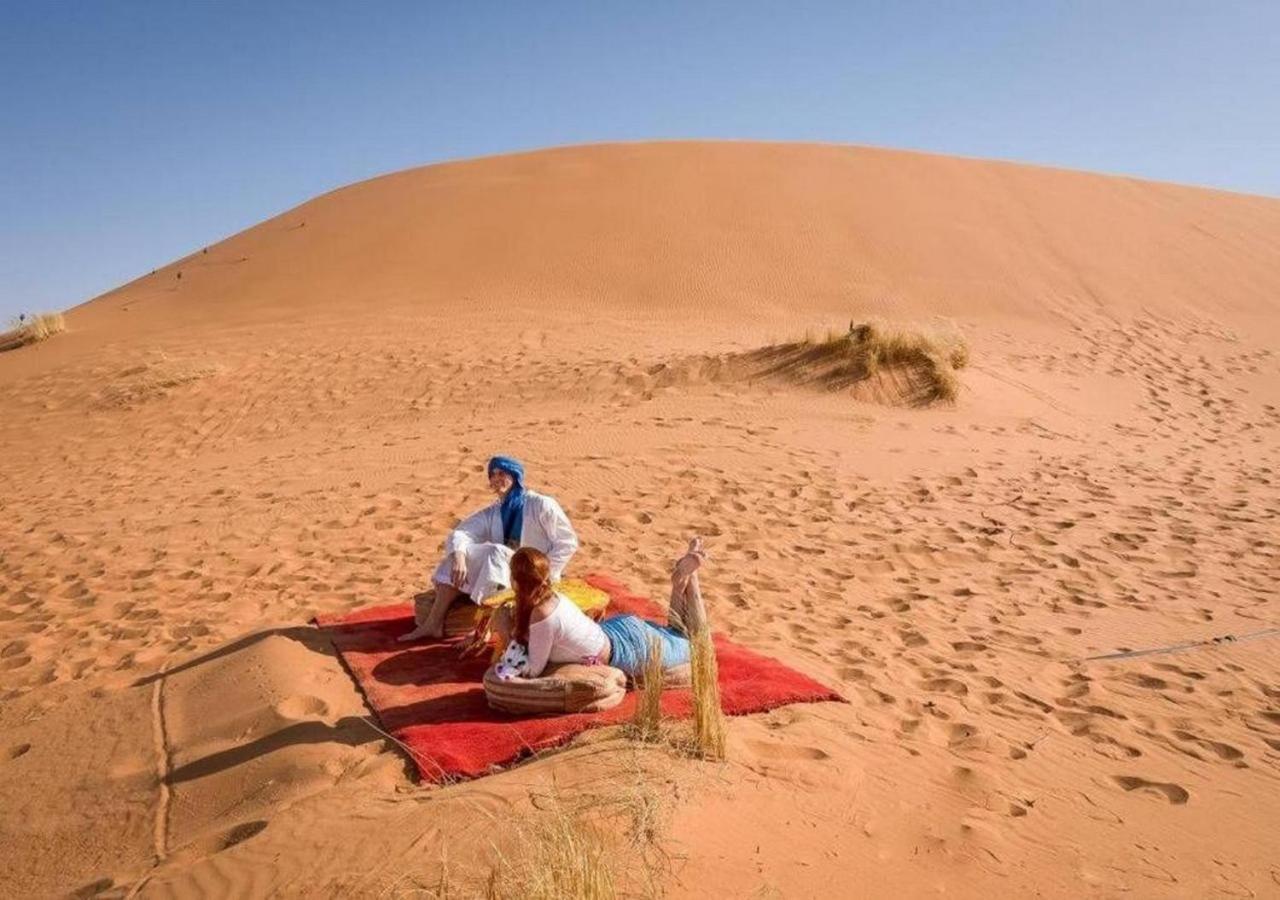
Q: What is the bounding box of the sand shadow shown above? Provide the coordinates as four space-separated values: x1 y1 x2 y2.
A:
367 640 489 687
164 715 385 784
375 688 501 731
131 624 339 687
735 339 941 406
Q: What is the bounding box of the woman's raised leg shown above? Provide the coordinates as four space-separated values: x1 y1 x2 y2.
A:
669 536 707 635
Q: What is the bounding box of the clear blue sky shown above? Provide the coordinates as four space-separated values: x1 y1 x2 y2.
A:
3 1 1277 323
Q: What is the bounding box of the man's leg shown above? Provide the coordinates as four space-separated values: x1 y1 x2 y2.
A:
421 580 461 638
398 581 461 642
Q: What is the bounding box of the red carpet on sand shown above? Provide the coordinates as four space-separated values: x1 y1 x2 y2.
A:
316 574 844 782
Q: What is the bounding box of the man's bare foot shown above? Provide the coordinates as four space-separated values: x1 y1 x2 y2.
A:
398 584 460 642
397 624 428 643
397 622 444 643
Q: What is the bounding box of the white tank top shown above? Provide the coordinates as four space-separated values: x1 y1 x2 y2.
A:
525 593 609 677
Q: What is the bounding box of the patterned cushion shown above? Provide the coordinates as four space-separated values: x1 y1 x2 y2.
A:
483 663 627 715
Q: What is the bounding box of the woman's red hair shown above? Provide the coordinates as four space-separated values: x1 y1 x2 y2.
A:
511 547 552 644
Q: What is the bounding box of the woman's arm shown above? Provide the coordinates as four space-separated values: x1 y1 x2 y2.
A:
538 496 579 581
525 617 555 678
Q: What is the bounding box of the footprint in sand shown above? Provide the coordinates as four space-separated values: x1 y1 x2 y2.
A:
744 739 831 761
1112 775 1189 804
221 819 269 850
70 877 116 898
274 695 331 720
922 677 968 696
947 722 980 748
1117 672 1169 691
1171 730 1244 762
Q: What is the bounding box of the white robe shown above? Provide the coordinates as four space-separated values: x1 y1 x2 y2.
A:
432 490 579 603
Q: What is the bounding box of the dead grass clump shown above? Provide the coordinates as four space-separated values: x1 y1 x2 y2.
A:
95 355 221 409
743 319 969 405
485 797 617 900
630 635 665 743
688 627 726 761
0 312 65 352
845 320 968 396
946 336 970 371
482 751 674 900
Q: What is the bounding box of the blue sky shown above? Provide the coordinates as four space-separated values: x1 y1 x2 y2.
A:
2 1 1277 322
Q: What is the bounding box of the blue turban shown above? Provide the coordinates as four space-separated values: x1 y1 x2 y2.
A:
488 456 526 546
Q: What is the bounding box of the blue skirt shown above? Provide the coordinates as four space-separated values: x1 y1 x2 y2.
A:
600 615 691 676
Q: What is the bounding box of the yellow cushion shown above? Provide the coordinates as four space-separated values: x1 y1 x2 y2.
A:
445 580 611 649
481 579 611 617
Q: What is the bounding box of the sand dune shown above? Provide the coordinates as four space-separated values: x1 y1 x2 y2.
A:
2 142 1279 897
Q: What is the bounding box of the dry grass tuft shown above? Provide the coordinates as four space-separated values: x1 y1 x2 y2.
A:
744 318 969 405
688 626 726 760
0 312 66 352
843 320 968 402
485 797 617 900
630 635 665 743
481 751 674 900
94 354 221 409
380 747 675 898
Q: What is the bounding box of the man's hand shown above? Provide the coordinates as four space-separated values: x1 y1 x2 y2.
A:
450 550 468 589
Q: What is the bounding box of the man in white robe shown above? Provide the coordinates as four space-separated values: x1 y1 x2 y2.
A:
399 455 578 641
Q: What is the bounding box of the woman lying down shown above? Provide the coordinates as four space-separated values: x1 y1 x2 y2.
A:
494 542 708 680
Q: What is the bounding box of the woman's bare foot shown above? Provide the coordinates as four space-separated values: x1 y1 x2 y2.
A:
670 537 708 634
671 536 705 586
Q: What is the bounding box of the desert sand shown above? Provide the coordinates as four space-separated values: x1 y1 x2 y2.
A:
1 141 1278 897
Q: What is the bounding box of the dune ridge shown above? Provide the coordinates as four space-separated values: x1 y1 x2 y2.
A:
1 142 1279 897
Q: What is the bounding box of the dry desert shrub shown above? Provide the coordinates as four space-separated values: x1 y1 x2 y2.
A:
483 796 617 900
754 318 969 405
842 319 968 401
0 312 65 352
630 635 666 743
688 626 726 761
95 354 221 408
481 753 673 900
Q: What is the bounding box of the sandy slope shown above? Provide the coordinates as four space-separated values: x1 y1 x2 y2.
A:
1 142 1279 897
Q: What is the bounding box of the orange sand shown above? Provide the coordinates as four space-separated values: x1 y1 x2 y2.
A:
2 142 1279 897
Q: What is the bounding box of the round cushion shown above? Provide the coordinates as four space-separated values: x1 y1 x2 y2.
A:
483 663 627 715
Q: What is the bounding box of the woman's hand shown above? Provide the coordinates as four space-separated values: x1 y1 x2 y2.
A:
450 550 468 588
458 621 491 658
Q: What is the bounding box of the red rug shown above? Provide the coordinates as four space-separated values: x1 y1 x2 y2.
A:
316 574 844 782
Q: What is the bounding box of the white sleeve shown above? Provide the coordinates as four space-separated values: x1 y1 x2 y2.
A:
539 495 579 582
445 505 494 555
525 618 555 678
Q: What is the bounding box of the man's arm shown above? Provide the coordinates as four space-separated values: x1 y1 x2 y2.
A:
539 496 579 581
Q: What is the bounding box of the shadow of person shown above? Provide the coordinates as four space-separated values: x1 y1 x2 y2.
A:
131 624 338 687
370 640 490 687
376 687 520 731
164 715 388 785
